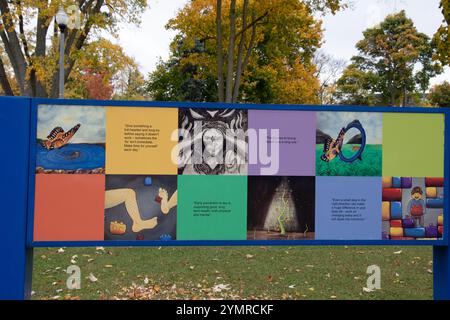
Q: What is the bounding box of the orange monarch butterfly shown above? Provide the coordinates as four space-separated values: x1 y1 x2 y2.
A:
42 124 81 150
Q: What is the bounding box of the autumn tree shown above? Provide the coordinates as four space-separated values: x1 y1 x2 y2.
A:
65 38 146 100
0 0 146 97
433 0 449 65
429 81 450 107
147 0 345 103
334 11 442 106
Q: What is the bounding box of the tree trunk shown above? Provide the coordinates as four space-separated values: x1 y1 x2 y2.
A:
389 79 396 106
0 0 30 96
216 0 224 102
232 0 249 103
34 11 50 97
0 57 13 95
225 0 236 103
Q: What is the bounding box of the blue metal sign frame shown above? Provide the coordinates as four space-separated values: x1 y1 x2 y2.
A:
1 96 449 299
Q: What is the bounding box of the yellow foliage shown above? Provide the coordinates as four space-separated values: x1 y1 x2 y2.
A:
160 0 324 103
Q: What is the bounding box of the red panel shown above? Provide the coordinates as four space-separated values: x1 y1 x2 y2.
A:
382 188 402 201
425 177 444 187
34 174 105 241
390 220 402 227
390 236 415 240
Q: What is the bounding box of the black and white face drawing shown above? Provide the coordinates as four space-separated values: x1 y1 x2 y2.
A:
178 108 248 175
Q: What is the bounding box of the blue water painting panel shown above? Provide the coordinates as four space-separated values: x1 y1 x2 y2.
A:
36 105 105 173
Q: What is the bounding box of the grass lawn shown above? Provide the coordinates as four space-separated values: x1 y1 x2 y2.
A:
32 246 433 300
316 144 382 176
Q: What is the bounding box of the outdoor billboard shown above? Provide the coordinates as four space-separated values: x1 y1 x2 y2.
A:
29 102 446 245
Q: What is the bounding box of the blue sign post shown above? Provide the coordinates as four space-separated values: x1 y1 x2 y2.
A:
0 97 33 299
0 96 449 300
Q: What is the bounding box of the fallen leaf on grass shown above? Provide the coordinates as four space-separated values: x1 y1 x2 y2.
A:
57 248 65 253
212 284 230 293
288 285 295 289
245 254 254 259
362 287 374 293
104 265 113 268
394 250 402 254
88 273 98 282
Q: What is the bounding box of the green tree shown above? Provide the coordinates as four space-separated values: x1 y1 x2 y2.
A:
146 0 345 103
429 81 450 107
334 11 442 106
146 40 218 102
0 0 146 97
333 63 379 105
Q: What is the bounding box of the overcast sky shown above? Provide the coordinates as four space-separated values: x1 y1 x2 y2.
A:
111 0 449 86
38 105 105 143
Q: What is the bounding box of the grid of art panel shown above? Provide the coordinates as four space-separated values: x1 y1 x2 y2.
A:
33 105 445 242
